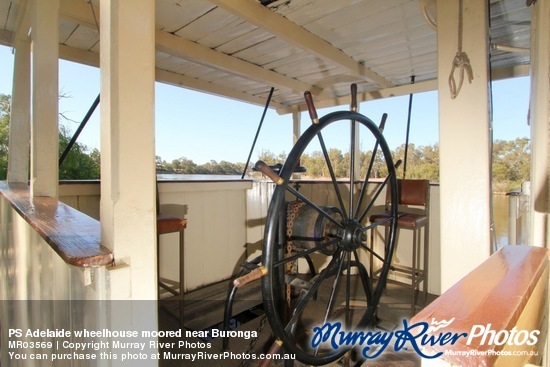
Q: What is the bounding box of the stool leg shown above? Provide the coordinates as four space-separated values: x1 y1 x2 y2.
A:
157 234 160 295
411 229 417 316
179 229 185 330
369 227 374 289
422 224 429 305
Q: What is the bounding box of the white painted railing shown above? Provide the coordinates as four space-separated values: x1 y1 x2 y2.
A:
58 179 441 294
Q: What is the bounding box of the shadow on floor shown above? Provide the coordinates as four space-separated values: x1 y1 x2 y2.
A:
158 279 437 367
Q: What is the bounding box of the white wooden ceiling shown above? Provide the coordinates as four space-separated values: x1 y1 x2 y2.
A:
0 0 531 114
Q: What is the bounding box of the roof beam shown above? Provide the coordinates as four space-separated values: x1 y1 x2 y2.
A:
11 0 30 43
57 43 284 109
276 79 438 114
209 0 393 88
275 62 531 114
0 29 14 47
156 69 285 109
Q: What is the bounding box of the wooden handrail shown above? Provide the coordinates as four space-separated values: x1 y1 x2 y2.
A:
0 182 113 267
411 245 548 366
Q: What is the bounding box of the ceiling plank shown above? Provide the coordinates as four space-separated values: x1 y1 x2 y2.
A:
155 30 321 96
209 0 393 88
58 0 320 97
59 0 98 30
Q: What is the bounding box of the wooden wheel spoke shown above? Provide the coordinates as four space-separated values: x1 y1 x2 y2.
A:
317 132 348 218
352 249 373 304
357 160 401 223
321 251 346 325
287 185 345 229
345 252 352 328
349 120 357 221
284 251 342 333
354 114 387 219
272 238 341 268
361 216 395 232
360 243 390 266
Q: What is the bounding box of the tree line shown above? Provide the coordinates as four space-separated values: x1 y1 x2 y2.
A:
158 138 529 193
0 94 530 192
0 94 100 180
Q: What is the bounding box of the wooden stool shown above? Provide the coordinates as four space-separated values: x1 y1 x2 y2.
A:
157 184 187 328
370 179 430 316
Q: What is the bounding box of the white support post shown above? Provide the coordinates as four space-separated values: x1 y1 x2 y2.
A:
291 106 301 180
8 38 31 183
529 0 550 247
30 0 59 197
292 106 301 145
437 0 492 291
352 120 361 182
100 0 157 301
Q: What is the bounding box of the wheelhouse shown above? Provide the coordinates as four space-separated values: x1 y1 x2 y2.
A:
0 1 548 366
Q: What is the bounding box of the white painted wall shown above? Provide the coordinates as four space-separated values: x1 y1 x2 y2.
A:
60 180 441 294
58 180 256 293
158 180 252 292
59 182 101 220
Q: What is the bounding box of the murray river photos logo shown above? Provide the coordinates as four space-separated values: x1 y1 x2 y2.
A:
310 318 540 359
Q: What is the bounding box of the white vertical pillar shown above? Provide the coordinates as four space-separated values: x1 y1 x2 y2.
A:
100 0 157 300
8 38 31 183
291 106 301 180
529 0 550 247
352 121 361 182
30 0 59 197
292 106 301 145
437 0 491 291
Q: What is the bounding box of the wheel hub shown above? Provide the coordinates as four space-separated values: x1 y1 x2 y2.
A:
340 220 366 251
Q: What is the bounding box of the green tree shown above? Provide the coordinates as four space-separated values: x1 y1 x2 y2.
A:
359 150 388 179
301 151 324 177
257 149 286 166
0 94 10 179
219 160 243 174
0 93 101 180
59 125 100 179
177 157 198 174
328 148 347 177
492 138 530 192
401 144 440 182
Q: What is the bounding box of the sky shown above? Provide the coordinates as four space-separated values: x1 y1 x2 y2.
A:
0 45 531 165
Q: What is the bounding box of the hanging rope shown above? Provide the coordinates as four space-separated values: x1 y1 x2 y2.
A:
448 0 473 99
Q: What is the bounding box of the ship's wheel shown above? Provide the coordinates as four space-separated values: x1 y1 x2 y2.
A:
255 86 399 366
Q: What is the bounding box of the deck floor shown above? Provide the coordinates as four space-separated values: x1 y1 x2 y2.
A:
158 278 437 367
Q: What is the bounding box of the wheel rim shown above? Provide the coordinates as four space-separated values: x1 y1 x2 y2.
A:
261 110 399 366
